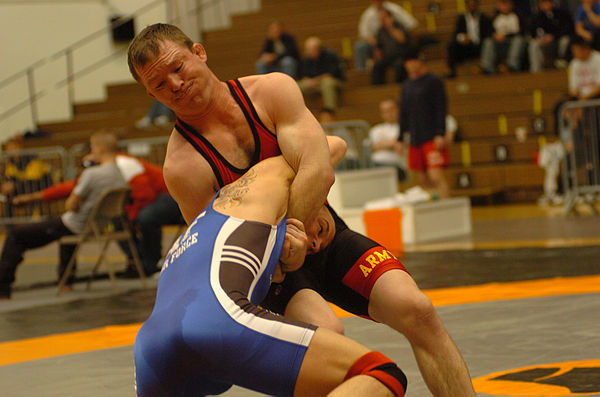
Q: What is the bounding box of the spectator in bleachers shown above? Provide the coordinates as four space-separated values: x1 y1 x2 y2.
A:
574 0 600 50
368 99 407 181
446 0 493 78
297 37 344 110
568 36 600 99
396 48 450 198
354 0 417 71
135 100 175 129
318 108 361 169
255 21 300 79
553 37 600 139
371 8 410 84
0 131 127 299
528 0 573 72
1 136 52 218
481 0 527 74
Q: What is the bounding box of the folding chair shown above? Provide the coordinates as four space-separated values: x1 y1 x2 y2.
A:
56 187 147 295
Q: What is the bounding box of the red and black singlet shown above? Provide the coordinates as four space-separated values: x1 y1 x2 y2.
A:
174 79 281 188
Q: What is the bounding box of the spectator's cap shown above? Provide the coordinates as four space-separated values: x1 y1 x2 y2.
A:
404 46 424 61
571 35 592 48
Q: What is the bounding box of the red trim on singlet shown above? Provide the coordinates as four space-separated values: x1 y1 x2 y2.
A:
174 79 280 188
341 246 408 299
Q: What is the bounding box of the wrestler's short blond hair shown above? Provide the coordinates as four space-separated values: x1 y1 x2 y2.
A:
127 23 194 82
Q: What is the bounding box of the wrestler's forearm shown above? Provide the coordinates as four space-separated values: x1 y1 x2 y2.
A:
287 137 344 222
288 169 334 223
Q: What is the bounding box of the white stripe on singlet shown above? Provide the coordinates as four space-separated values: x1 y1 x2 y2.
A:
210 217 314 347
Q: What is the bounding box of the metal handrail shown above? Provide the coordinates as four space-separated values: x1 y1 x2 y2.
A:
0 0 228 128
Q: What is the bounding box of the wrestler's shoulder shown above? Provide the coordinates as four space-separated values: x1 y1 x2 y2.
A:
238 73 297 92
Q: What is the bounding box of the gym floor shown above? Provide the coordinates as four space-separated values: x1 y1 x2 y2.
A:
1 203 599 396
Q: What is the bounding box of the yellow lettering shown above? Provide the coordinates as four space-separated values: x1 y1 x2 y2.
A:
374 250 391 262
365 255 379 267
359 264 373 277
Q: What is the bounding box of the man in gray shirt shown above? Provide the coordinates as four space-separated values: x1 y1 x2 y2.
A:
0 131 127 299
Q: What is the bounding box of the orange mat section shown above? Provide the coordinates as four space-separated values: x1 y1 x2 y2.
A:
1 275 599 366
330 274 600 317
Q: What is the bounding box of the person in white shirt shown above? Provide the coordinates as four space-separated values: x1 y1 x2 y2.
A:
354 0 417 71
369 99 407 180
480 0 526 74
568 37 600 100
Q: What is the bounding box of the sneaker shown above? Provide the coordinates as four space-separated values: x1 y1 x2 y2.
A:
135 116 152 129
153 115 171 127
554 59 568 69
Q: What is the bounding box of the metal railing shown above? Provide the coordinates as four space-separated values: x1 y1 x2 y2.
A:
0 146 68 224
0 137 169 227
321 120 374 170
0 0 238 133
559 98 600 215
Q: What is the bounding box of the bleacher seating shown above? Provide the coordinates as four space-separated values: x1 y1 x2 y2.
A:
25 0 569 203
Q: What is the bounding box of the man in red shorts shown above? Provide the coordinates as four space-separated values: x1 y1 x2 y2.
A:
396 47 450 198
127 23 474 396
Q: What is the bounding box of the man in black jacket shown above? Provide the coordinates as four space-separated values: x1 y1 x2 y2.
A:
297 36 344 110
255 21 300 79
446 0 493 78
528 0 574 72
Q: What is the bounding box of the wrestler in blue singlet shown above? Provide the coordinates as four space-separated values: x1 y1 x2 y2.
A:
134 194 317 397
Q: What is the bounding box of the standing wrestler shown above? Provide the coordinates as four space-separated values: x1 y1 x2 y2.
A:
128 23 474 396
396 48 450 198
135 141 407 396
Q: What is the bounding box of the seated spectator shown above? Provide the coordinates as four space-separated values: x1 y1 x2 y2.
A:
0 131 127 299
481 0 527 74
135 100 175 129
371 8 410 84
553 37 600 135
13 149 185 277
1 136 52 217
354 0 418 71
574 0 600 50
446 0 493 78
528 0 573 72
568 36 600 100
368 99 407 180
318 108 361 169
255 21 300 79
297 37 344 110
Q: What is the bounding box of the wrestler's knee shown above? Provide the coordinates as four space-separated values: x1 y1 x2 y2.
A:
369 274 438 335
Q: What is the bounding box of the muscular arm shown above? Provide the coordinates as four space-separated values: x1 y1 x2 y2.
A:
261 73 335 224
163 132 219 224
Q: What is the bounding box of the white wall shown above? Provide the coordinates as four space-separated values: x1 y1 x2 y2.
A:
0 0 261 141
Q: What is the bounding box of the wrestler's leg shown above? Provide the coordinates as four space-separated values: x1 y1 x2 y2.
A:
368 270 475 397
285 288 345 335
295 327 404 397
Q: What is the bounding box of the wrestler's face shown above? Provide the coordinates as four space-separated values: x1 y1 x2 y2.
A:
136 40 212 115
304 207 336 254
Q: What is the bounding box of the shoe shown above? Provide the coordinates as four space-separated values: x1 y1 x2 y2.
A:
135 116 152 129
153 115 171 127
554 59 568 69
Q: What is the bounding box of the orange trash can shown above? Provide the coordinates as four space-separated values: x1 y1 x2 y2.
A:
363 207 403 252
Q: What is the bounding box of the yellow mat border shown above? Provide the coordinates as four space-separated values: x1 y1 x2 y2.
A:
1 274 599 366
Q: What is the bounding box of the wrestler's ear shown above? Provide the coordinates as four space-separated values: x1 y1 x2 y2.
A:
192 43 207 62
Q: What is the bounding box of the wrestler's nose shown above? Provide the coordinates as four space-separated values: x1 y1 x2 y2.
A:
167 74 184 91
